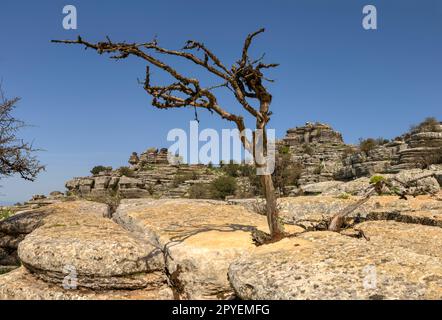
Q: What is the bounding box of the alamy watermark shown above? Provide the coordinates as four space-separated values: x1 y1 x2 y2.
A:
62 5 77 30
62 264 78 290
167 121 276 175
362 5 377 30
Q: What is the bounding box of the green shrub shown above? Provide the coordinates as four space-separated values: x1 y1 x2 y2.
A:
0 209 13 221
336 192 351 200
210 176 237 200
272 154 303 196
370 175 386 184
91 165 111 175
278 145 290 155
222 161 241 177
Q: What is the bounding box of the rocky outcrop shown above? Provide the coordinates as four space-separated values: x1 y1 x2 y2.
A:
66 155 220 200
228 223 442 299
336 140 407 180
1 194 442 300
298 168 442 197
0 267 173 300
0 200 174 300
281 122 348 185
278 193 442 230
338 123 442 179
18 212 164 290
113 199 302 300
1 201 110 267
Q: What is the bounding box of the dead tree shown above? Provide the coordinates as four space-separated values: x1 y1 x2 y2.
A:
0 85 44 181
53 29 285 240
328 180 385 232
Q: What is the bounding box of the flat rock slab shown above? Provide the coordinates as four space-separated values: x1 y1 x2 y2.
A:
0 200 110 236
114 199 303 300
0 267 173 300
229 223 442 300
18 202 164 290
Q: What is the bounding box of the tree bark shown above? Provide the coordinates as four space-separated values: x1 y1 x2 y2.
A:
260 174 285 239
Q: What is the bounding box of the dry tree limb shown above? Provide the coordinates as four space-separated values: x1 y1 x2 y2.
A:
0 85 45 181
53 29 285 239
328 182 384 232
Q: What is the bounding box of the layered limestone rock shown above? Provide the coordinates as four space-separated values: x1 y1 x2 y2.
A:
278 192 442 230
394 130 442 170
281 122 348 185
65 148 220 200
0 268 173 300
0 200 173 300
336 140 407 180
113 199 302 300
338 122 442 179
0 201 109 267
228 224 442 300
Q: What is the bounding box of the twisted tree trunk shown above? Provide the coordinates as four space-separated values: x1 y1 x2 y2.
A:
260 174 284 239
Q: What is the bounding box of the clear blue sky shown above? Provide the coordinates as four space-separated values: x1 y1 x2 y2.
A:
0 0 441 204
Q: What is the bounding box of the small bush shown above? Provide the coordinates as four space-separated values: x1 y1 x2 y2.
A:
0 209 13 220
118 166 136 177
91 165 112 176
222 161 241 177
188 183 211 199
278 145 290 155
359 138 377 154
336 193 351 200
370 175 386 184
210 176 237 200
411 117 441 133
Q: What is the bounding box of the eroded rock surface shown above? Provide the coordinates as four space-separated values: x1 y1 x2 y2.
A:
0 200 170 299
229 225 442 300
0 268 173 300
0 201 109 266
279 193 442 230
114 199 302 300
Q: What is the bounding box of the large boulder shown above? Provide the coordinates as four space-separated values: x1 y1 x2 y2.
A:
18 212 164 290
0 200 171 299
0 203 67 266
229 222 442 299
0 268 173 300
113 199 302 300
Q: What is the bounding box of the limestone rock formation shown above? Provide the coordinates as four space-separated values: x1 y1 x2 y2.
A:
18 212 164 290
0 267 173 300
337 122 442 179
0 200 173 300
228 224 442 299
281 122 348 186
278 193 442 230
65 148 220 200
113 199 302 300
